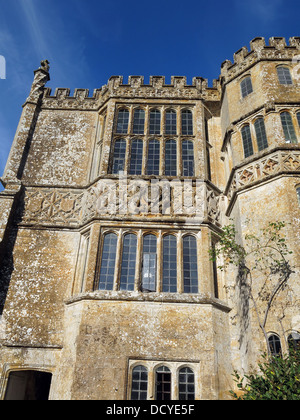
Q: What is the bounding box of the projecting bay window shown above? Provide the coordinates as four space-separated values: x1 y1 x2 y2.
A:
96 230 200 294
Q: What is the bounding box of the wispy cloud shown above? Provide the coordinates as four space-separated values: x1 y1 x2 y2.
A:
19 0 51 60
234 0 284 23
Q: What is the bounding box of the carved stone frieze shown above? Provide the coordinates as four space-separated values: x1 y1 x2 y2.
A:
22 181 222 227
226 148 300 201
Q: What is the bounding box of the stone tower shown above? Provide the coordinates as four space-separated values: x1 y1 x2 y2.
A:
0 38 299 400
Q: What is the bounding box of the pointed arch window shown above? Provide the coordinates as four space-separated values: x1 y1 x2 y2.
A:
165 110 177 135
98 233 118 290
129 139 143 175
254 118 268 151
183 235 198 293
165 140 177 176
280 112 297 144
147 139 160 175
162 235 177 293
116 109 129 133
182 140 194 176
131 366 148 400
111 139 126 174
277 66 293 85
181 110 193 135
119 234 137 291
149 109 161 134
142 234 157 292
241 76 253 98
179 367 195 400
133 109 145 134
241 125 254 158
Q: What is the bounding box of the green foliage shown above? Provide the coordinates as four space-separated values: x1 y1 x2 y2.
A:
230 349 300 400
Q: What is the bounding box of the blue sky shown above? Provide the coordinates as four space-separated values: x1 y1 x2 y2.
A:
0 0 300 188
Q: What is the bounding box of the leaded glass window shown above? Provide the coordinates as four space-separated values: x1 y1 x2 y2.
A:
241 76 253 98
156 366 171 400
149 109 161 134
277 66 293 85
98 233 118 290
129 139 143 175
165 140 177 176
116 109 129 133
133 109 145 134
183 235 198 293
147 139 160 175
111 139 126 174
241 125 254 158
280 112 297 144
254 118 268 151
182 140 194 176
165 110 177 135
119 234 137 291
181 110 193 135
131 366 148 400
162 235 177 293
142 234 157 292
179 368 195 400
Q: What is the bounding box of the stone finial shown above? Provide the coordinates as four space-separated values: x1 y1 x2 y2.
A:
26 60 50 103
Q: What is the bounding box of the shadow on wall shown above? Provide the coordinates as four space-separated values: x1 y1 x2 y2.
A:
0 187 25 315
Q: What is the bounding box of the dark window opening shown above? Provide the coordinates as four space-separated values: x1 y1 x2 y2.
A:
156 366 171 400
4 370 52 400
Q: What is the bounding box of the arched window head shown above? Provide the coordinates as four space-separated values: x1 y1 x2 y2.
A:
131 366 148 400
277 66 293 85
116 109 129 134
241 125 254 158
268 334 282 356
241 76 253 98
280 112 297 144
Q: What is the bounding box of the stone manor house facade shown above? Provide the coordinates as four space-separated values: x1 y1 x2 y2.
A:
0 37 300 400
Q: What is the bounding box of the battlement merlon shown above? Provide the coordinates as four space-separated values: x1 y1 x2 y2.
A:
220 36 300 84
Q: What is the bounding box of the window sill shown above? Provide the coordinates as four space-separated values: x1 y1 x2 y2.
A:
65 290 231 312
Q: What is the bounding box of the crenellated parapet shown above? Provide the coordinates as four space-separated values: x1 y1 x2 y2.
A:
38 75 221 111
221 37 300 84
